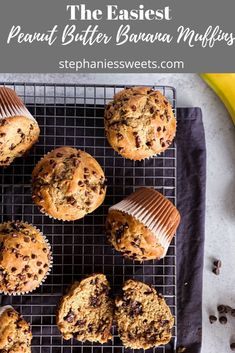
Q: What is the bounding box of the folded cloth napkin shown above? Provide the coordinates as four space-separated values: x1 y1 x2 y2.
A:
176 107 206 353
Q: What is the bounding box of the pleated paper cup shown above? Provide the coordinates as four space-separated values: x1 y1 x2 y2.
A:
0 87 37 122
0 221 53 296
109 187 180 258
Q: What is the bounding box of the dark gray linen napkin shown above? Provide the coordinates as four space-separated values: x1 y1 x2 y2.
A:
176 107 206 353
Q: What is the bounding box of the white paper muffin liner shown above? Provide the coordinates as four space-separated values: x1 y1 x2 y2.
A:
0 221 53 296
109 187 180 258
0 87 37 123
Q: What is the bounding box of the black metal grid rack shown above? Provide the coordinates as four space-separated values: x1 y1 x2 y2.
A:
0 83 177 353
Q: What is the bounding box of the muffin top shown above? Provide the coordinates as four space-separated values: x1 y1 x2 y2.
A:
115 279 174 349
104 86 176 160
0 221 52 294
0 306 32 353
106 209 165 261
32 147 107 221
0 87 40 167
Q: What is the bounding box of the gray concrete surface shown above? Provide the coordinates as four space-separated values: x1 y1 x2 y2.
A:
0 73 235 353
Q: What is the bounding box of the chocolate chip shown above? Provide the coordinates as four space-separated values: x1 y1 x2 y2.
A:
131 105 137 111
230 343 235 351
56 152 63 157
130 301 143 317
78 181 84 187
8 337 12 343
214 260 222 268
29 124 34 130
117 133 124 141
89 296 100 307
209 315 217 324
88 323 93 333
213 267 220 275
76 319 86 326
31 254 37 259
135 135 141 148
73 159 80 167
24 237 30 243
44 263 48 268
24 265 30 272
0 133 6 137
11 267 17 272
23 256 30 261
64 310 75 323
67 196 76 205
31 237 36 243
157 127 161 132
38 269 43 275
9 144 15 150
42 248 47 253
36 261 42 267
150 107 154 114
231 309 235 317
34 275 38 281
217 305 227 313
219 316 227 324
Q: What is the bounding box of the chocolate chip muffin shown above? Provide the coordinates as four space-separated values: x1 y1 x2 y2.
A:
106 188 180 261
0 306 32 353
57 274 114 343
32 147 107 221
115 280 174 349
0 87 40 167
104 86 176 160
0 221 52 294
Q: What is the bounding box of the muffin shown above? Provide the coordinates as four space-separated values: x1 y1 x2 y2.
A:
0 87 40 166
0 221 52 294
106 187 180 261
0 306 32 353
115 279 174 349
57 274 114 343
104 86 176 160
32 146 107 221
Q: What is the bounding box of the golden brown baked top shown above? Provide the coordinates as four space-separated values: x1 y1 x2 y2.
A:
115 279 174 349
32 146 107 221
106 210 165 261
0 307 32 353
104 86 176 160
0 87 40 167
0 221 52 294
57 274 114 343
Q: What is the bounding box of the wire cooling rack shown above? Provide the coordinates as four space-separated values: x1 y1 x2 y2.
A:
0 83 177 353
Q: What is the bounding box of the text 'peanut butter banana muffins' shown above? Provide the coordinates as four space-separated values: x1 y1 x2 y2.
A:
57 274 114 343
0 221 52 295
0 306 32 353
32 147 107 221
106 187 180 261
104 86 176 160
115 280 174 349
0 87 40 167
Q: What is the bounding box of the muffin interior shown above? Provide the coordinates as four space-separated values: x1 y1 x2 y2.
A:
57 274 114 343
115 279 174 349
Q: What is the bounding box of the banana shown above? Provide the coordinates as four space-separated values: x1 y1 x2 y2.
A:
200 73 235 125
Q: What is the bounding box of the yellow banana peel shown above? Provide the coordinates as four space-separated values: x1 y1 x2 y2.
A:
200 73 235 125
